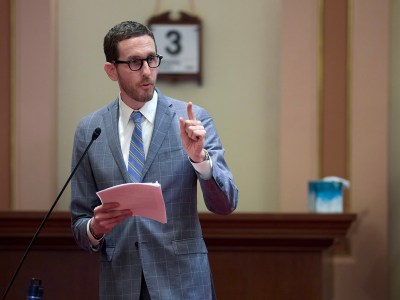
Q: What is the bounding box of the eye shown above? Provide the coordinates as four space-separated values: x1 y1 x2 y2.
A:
130 58 140 65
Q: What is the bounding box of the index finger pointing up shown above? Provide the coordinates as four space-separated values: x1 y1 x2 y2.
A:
187 102 196 120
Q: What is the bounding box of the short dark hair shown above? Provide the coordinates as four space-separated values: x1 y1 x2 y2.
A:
103 21 157 62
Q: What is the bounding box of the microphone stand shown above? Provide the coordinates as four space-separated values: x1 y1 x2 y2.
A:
1 128 101 300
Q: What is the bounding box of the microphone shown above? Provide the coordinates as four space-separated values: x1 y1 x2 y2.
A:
1 127 101 300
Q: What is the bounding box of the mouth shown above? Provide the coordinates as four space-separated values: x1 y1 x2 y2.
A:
141 82 153 88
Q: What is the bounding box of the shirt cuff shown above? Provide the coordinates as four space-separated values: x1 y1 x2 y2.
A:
190 156 213 180
87 218 103 247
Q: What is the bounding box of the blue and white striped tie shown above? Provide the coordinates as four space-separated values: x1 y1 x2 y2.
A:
128 111 145 183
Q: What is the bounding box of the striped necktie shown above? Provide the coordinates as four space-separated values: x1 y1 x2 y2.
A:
128 111 145 183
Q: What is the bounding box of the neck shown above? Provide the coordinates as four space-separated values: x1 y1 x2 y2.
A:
121 96 146 111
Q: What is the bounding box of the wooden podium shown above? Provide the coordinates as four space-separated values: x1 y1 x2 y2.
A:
0 212 355 300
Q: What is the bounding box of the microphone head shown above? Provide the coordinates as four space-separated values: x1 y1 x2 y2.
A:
92 128 101 140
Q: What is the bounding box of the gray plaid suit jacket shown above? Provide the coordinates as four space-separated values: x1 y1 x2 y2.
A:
70 89 238 300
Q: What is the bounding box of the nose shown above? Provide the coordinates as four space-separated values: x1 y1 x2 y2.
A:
141 60 151 74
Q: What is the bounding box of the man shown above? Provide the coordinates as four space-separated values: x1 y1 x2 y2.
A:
70 20 238 299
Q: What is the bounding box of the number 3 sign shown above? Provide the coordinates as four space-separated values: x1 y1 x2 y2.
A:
148 11 202 84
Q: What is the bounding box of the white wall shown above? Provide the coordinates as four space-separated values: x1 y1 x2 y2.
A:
57 0 281 212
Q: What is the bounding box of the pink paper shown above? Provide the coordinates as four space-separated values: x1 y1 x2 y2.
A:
96 182 166 224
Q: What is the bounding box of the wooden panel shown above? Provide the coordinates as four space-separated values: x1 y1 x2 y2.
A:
320 0 349 181
0 212 356 300
0 0 11 209
209 251 329 300
1 249 99 300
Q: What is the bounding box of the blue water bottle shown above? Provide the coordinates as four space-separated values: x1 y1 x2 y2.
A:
26 278 43 300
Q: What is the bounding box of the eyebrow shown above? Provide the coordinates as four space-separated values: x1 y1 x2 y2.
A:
126 53 157 60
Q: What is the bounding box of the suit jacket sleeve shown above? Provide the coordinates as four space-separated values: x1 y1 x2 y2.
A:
194 106 239 215
70 114 104 252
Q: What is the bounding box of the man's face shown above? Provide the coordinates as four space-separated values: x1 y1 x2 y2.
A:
112 35 158 109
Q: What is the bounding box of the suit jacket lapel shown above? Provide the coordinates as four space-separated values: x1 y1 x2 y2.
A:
102 98 132 183
102 93 175 183
142 94 175 180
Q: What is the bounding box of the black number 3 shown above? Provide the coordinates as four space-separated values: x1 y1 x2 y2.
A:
165 30 182 55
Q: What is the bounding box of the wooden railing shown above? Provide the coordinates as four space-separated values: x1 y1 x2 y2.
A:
0 211 356 300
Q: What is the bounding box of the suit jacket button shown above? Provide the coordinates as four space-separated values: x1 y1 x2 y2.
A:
135 241 139 248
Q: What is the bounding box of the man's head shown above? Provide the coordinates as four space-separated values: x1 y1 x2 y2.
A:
103 21 157 63
103 21 160 110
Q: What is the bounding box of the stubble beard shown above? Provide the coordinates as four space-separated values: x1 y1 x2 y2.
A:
131 86 154 103
121 79 155 106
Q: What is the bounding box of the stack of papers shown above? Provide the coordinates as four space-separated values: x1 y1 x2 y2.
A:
96 182 166 224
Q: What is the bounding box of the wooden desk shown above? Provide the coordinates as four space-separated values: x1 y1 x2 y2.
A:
0 212 355 300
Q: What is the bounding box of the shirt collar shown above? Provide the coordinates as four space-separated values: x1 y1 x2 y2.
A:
119 91 158 127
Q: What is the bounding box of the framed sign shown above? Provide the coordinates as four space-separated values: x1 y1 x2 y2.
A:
148 11 202 85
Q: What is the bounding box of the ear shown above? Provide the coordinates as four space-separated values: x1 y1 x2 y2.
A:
104 62 118 81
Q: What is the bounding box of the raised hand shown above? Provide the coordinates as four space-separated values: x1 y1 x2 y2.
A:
179 102 207 162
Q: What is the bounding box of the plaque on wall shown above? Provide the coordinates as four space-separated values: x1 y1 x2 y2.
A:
148 11 202 85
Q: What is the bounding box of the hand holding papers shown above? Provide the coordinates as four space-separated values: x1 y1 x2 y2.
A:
96 182 167 224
